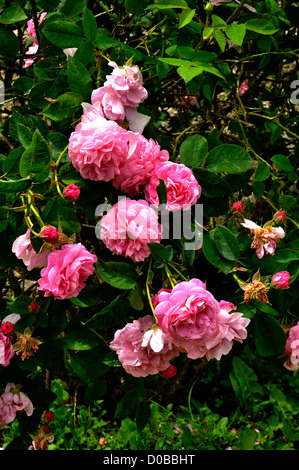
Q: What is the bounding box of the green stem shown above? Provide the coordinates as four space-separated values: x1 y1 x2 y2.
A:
146 258 157 321
27 191 44 229
55 143 69 167
164 264 176 288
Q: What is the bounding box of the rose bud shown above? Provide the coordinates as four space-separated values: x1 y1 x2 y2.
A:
271 271 290 290
44 411 55 423
41 225 59 244
63 184 80 202
232 202 243 214
160 364 177 379
28 302 40 314
274 211 286 225
1 322 14 335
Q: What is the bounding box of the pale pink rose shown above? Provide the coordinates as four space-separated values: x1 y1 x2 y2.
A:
68 116 135 182
154 279 220 358
37 243 97 300
12 229 50 271
91 86 126 122
25 12 47 68
0 383 34 429
205 309 250 361
125 107 151 134
113 134 169 197
81 101 105 122
271 271 290 289
24 43 39 68
284 322 299 371
241 219 285 259
63 48 78 58
99 198 162 262
144 161 201 211
0 332 14 367
219 300 237 312
27 12 47 42
110 315 179 377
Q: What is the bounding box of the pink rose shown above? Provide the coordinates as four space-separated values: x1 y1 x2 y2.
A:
239 80 249 95
0 332 14 367
99 198 162 262
154 279 220 359
12 229 50 271
144 161 201 211
68 115 135 182
271 271 290 290
241 219 285 259
25 12 47 68
204 308 250 361
27 12 47 43
110 315 179 377
0 383 34 429
37 243 97 300
113 133 169 197
284 322 299 371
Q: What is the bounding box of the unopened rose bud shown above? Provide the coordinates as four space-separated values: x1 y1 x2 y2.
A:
63 184 80 202
160 364 177 379
1 322 14 335
232 202 243 214
99 437 106 447
41 225 59 243
28 302 40 314
44 411 55 423
274 211 286 225
271 271 290 290
41 424 50 433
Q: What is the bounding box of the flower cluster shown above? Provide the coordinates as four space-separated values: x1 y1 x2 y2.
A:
110 278 250 377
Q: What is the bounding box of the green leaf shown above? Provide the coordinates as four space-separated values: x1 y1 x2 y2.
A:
125 0 151 14
71 351 108 384
180 134 208 169
83 295 131 329
225 23 246 46
147 243 173 266
96 260 139 289
245 19 279 35
213 225 240 261
43 21 84 48
82 7 97 41
213 29 226 52
67 56 92 100
193 168 232 198
0 6 27 24
0 29 20 59
59 0 87 17
202 233 234 274
254 313 286 357
177 66 203 83
114 390 139 419
254 162 270 181
148 0 188 9
136 401 151 432
231 357 263 402
274 249 299 264
42 92 82 121
64 328 100 350
270 154 294 172
179 8 196 29
0 177 31 193
19 129 51 182
17 124 33 149
206 144 252 174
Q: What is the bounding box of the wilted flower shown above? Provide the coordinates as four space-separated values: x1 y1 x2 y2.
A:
239 271 269 303
241 219 285 259
28 426 55 450
13 327 41 361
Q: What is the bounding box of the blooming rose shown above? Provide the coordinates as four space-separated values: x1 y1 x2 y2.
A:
12 229 50 271
91 61 148 121
68 115 136 182
0 332 14 367
271 271 290 290
113 133 169 197
154 279 220 359
284 322 299 371
241 219 285 259
0 383 34 429
110 315 179 377
99 198 162 262
37 243 97 300
204 307 250 361
144 161 201 211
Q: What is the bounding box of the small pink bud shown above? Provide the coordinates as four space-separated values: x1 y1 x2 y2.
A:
239 80 249 95
63 184 80 202
1 322 14 335
274 211 286 224
28 302 40 314
271 271 290 290
232 202 243 214
99 437 106 447
41 225 59 244
160 364 177 379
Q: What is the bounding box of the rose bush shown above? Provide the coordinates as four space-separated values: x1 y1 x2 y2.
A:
0 0 298 451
